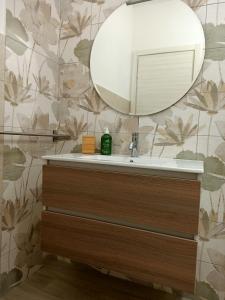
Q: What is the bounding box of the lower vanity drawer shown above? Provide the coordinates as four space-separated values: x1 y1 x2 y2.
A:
42 212 197 293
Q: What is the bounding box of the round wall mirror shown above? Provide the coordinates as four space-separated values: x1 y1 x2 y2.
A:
90 0 205 116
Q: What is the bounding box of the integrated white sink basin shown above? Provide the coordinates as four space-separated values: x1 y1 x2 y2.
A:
42 154 204 174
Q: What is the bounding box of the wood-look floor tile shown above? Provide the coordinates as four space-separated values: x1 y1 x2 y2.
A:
2 259 178 300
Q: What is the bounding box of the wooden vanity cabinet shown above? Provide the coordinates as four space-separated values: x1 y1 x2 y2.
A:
42 164 201 294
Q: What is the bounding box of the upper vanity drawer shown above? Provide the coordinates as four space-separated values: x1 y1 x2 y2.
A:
42 165 200 236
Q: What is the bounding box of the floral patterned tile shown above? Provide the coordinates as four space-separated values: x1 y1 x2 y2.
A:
6 0 60 58
196 260 225 300
206 2 225 25
54 139 81 155
205 3 225 50
0 34 5 81
3 133 55 167
182 0 207 8
61 0 92 23
59 63 90 98
86 104 139 135
60 24 92 64
0 81 5 128
148 110 200 158
138 116 156 134
207 0 225 4
198 108 225 137
3 164 42 199
59 0 93 64
138 133 154 156
197 135 224 157
185 89 225 137
187 64 205 96
6 37 59 97
4 91 59 143
2 224 42 281
91 0 123 25
1 251 11 275
202 56 225 87
1 203 34 256
90 23 102 42
4 89 36 129
198 224 225 266
111 132 133 155
193 3 207 24
151 135 198 159
149 107 174 127
2 163 43 257
200 186 225 221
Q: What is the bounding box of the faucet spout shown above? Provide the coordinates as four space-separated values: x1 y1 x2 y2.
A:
129 132 139 157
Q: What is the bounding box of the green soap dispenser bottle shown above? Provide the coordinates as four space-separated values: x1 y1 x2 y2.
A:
101 127 112 155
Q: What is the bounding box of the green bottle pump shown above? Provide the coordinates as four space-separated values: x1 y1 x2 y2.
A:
101 128 112 155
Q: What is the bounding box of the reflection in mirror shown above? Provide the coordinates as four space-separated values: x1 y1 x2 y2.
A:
90 0 205 116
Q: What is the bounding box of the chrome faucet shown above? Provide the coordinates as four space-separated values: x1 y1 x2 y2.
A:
129 132 139 157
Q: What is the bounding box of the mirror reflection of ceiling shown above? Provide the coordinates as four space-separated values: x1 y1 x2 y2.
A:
90 0 205 116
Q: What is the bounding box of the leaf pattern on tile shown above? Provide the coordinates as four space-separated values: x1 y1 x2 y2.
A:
155 115 198 146
19 0 59 48
203 157 225 192
79 87 107 114
33 75 52 99
74 39 93 67
15 222 42 271
183 0 207 9
6 36 28 56
176 151 225 191
199 209 225 241
4 70 33 106
215 121 225 163
6 9 28 48
17 108 55 158
86 0 105 4
52 100 70 124
30 184 42 204
61 115 88 140
61 10 91 40
3 146 26 181
186 81 225 115
204 24 225 60
207 248 225 292
2 198 30 232
151 109 173 126
60 64 89 98
60 0 75 21
195 281 220 300
0 269 23 297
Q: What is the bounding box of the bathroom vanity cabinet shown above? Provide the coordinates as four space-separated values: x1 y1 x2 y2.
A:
41 155 203 294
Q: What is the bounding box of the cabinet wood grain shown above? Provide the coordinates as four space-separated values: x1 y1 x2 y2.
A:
42 212 197 293
43 165 200 236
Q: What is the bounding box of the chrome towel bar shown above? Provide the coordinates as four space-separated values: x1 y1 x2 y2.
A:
0 130 71 142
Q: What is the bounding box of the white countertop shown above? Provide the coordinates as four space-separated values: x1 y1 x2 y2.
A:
42 154 204 174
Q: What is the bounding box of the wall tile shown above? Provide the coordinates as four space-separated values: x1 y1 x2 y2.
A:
5 37 59 97
59 63 90 98
196 260 225 300
183 0 207 8
91 0 124 25
6 0 60 59
198 228 225 265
